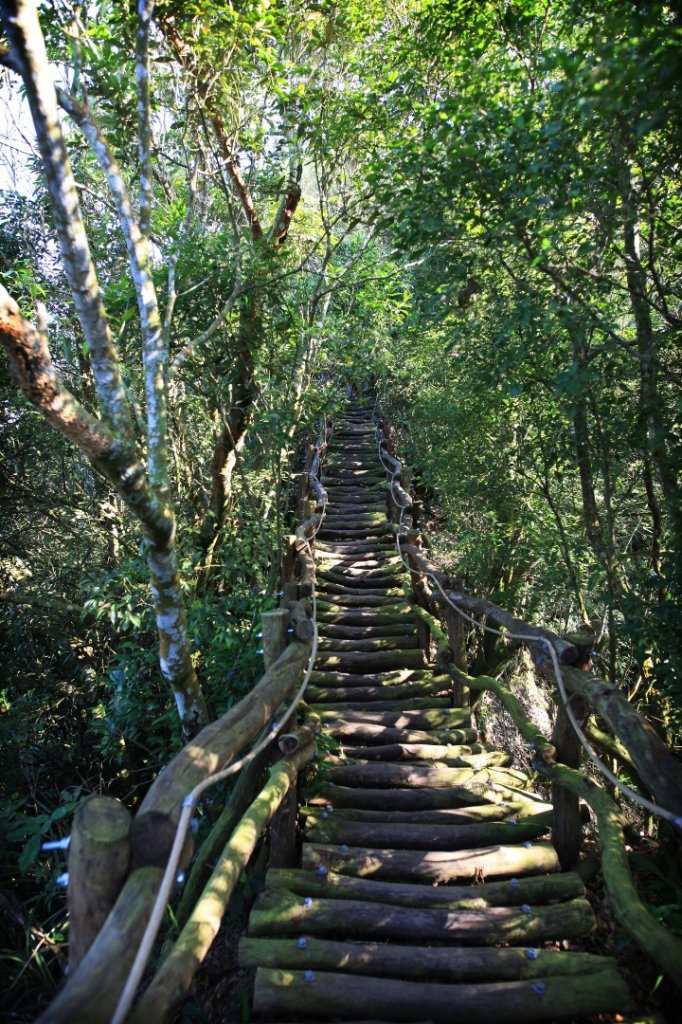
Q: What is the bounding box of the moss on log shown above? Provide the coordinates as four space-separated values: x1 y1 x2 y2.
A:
457 666 682 990
308 697 452 713
317 636 420 652
338 740 487 761
319 723 477 745
309 668 427 687
40 641 310 1021
249 887 594 944
37 867 163 1024
545 761 682 990
316 593 406 608
240 935 612 981
316 606 414 625
302 839 559 883
308 783 498 811
308 706 469 729
301 801 552 827
304 817 549 851
130 739 315 1024
560 665 682 815
317 623 416 640
306 679 449 704
410 602 451 655
253 967 629 1023
137 640 310 819
67 795 132 972
329 760 531 791
175 743 272 928
265 866 583 909
442 590 579 665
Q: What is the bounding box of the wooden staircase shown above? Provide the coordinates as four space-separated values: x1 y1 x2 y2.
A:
240 407 630 1022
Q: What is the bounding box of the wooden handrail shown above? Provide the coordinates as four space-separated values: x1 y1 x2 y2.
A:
41 639 311 1023
42 420 327 1023
450 666 682 991
395 539 682 816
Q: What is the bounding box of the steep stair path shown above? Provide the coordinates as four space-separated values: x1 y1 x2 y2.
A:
240 406 630 1023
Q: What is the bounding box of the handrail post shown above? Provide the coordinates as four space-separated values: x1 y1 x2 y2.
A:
551 649 591 869
68 795 132 973
440 603 470 711
262 609 290 670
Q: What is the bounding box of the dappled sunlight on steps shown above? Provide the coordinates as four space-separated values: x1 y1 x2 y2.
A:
240 405 630 1023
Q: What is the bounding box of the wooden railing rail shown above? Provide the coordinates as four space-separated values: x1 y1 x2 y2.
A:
40 420 329 1024
373 404 682 991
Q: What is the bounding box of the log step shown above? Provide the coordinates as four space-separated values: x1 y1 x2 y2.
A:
314 650 426 672
252 967 630 1023
337 740 488 760
248 888 595 944
329 761 531 790
303 817 551 851
308 784 501 811
316 637 420 653
263 867 585 908
315 608 416 625
319 571 404 589
308 697 453 713
300 802 553 826
307 680 450 704
317 583 405 598
309 669 432 687
316 594 407 609
316 624 417 640
308 707 471 728
317 723 478 745
240 936 613 981
302 840 561 882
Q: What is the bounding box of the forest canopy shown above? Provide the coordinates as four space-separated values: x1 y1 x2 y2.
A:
0 0 680 1016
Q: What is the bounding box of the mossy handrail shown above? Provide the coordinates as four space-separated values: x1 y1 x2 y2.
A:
374 404 682 991
39 420 330 1024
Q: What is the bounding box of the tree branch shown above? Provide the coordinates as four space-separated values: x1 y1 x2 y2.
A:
0 1 134 442
136 0 154 240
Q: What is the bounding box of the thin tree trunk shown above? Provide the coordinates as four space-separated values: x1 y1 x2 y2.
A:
619 161 681 549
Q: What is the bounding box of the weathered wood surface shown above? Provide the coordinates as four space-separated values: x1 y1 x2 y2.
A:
131 736 316 1024
238 406 633 1023
264 866 583 908
559 665 682 815
67 795 132 972
329 760 531 790
441 589 579 665
304 816 549 851
240 935 612 979
41 633 312 1024
249 887 595 944
457 666 682 990
302 840 560 882
307 679 451 704
319 722 478 745
301 801 553 826
253 967 629 1023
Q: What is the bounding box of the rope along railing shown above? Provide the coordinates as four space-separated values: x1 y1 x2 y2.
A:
111 419 329 1019
372 411 682 830
110 420 330 1024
